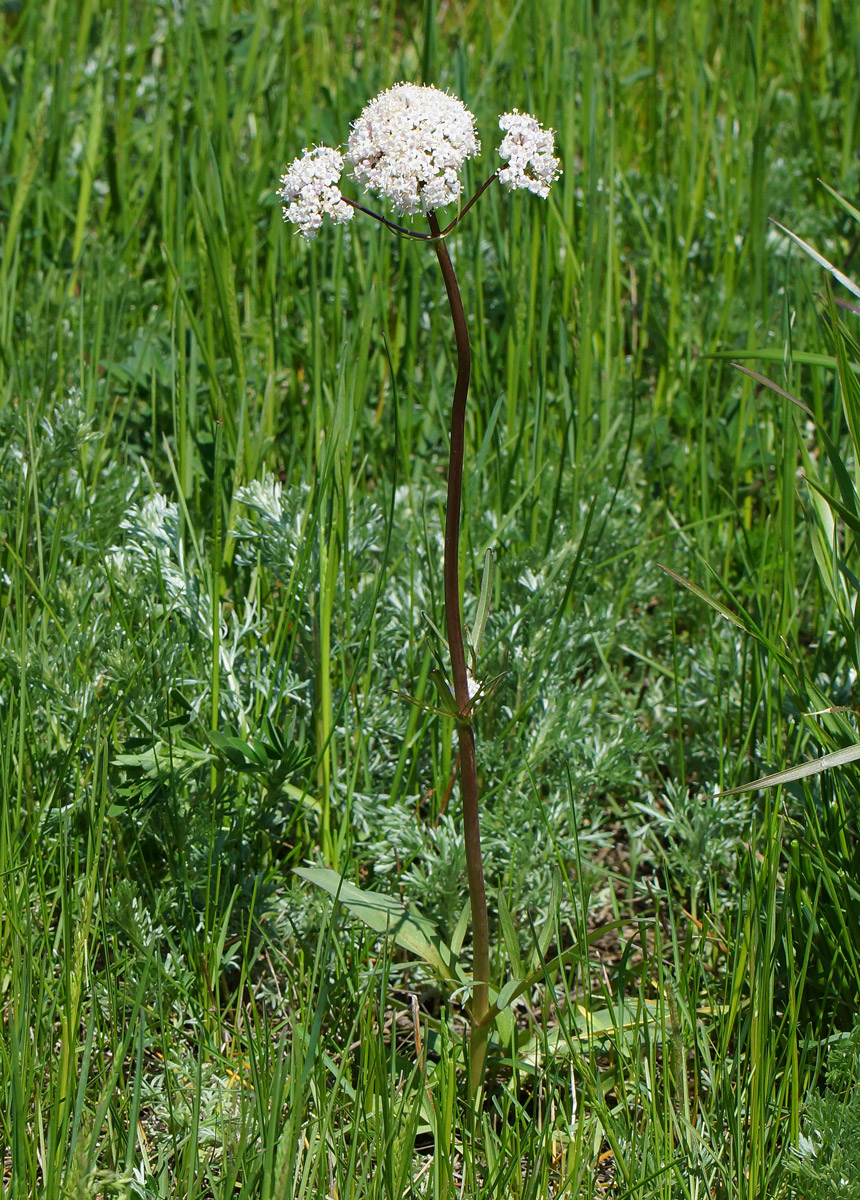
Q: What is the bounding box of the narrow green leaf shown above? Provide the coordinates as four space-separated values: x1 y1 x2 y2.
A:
826 286 860 454
658 564 747 631
814 426 860 529
71 58 105 266
711 347 842 370
770 219 860 301
730 362 813 415
804 475 860 538
497 889 523 978
537 870 561 961
718 743 860 797
819 179 860 226
429 670 461 718
191 176 245 384
1 104 46 284
421 609 448 651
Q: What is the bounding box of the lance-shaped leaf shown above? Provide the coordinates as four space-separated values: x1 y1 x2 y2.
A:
469 548 495 667
428 670 463 718
295 867 458 981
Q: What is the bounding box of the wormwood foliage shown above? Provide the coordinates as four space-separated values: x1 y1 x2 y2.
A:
790 1022 860 1199
2 0 860 1196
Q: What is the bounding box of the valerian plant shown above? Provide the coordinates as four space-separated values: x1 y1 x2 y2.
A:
280 82 561 1097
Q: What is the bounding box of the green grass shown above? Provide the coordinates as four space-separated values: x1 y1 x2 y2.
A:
3 0 860 1194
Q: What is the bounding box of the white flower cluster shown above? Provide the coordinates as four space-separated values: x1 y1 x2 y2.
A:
279 146 354 240
345 83 480 216
278 87 562 239
497 111 562 198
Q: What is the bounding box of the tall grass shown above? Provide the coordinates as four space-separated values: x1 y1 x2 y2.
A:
2 0 860 1194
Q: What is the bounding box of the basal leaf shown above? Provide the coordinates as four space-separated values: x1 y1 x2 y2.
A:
294 867 457 981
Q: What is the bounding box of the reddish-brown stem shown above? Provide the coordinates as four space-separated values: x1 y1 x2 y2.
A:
427 208 491 1096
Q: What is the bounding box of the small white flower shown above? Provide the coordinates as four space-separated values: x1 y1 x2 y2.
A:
345 83 480 217
280 146 354 240
497 111 561 198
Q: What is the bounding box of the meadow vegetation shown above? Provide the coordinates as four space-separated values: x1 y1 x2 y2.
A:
2 0 860 1195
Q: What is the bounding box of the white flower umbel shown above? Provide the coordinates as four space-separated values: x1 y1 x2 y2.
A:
280 146 354 240
497 110 561 198
345 83 480 217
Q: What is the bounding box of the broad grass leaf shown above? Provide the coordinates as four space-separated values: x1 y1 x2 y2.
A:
517 1000 663 1067
295 867 457 980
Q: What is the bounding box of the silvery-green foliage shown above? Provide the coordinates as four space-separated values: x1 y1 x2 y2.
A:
233 473 389 667
632 777 756 907
0 389 756 954
219 466 756 943
0 398 183 755
352 797 468 938
111 493 208 629
110 488 308 726
335 488 643 932
0 394 137 741
233 476 313 586
789 1022 860 1198
332 473 756 935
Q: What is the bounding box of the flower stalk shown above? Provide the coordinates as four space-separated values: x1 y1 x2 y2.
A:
427 208 491 1092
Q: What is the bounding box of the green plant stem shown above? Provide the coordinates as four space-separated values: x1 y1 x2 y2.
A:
427 208 491 1096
